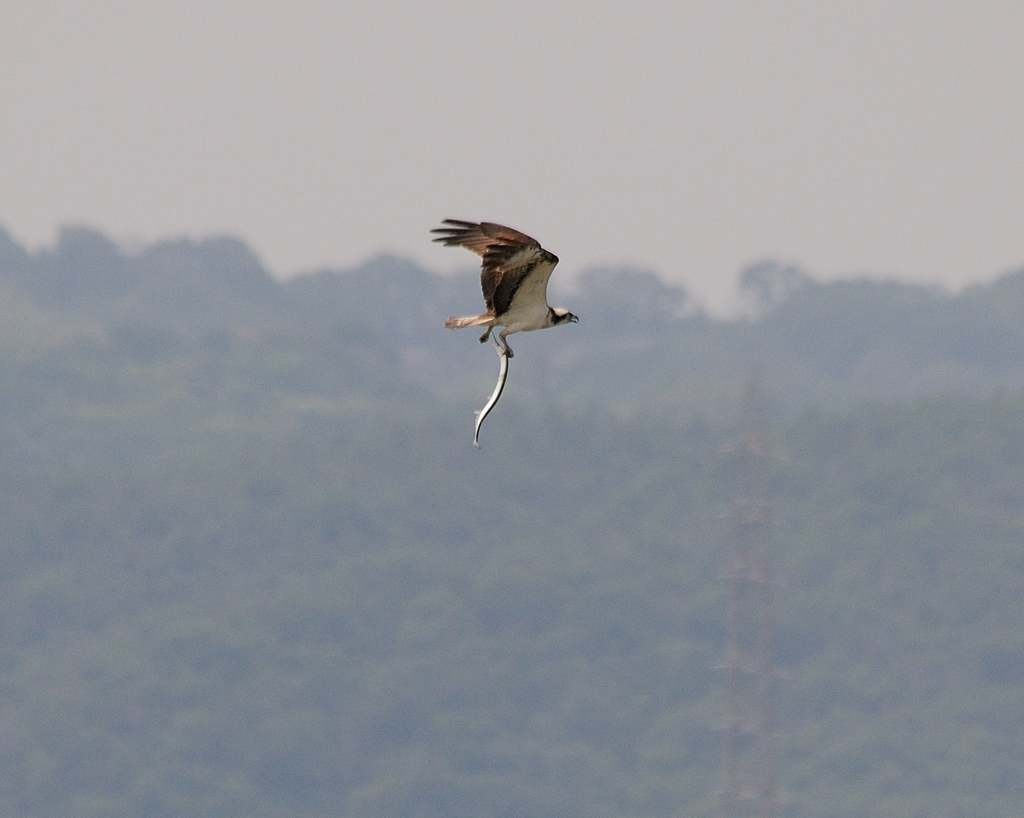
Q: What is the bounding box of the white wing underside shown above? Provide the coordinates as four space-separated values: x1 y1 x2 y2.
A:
497 259 557 333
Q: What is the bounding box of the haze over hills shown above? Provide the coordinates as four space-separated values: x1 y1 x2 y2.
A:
0 224 1022 817
3 223 1024 421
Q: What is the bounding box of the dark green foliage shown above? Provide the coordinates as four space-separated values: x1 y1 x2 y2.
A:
0 226 1022 816
775 399 1024 816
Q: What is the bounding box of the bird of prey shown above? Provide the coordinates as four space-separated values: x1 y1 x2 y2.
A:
432 219 577 357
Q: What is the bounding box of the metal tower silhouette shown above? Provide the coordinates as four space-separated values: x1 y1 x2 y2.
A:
718 373 777 818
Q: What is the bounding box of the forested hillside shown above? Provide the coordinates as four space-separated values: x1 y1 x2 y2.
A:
0 224 1022 817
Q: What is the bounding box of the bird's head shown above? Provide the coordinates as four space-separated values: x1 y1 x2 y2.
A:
551 308 579 326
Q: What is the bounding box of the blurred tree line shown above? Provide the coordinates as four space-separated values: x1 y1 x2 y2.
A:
0 224 1021 816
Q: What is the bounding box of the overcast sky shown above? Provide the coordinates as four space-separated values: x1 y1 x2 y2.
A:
1 2 1022 311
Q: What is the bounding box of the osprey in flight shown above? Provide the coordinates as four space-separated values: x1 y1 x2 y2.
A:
432 219 577 357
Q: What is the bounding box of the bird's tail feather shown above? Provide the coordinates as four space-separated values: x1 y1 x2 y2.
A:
444 314 492 330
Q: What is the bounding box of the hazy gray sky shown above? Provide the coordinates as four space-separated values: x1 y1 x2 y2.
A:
2 2 1022 310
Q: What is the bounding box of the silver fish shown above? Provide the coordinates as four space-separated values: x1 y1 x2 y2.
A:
473 341 510 448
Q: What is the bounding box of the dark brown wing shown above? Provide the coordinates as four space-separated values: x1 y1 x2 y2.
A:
431 220 558 314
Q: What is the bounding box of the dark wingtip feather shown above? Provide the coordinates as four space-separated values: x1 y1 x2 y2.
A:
430 219 475 233
430 219 478 244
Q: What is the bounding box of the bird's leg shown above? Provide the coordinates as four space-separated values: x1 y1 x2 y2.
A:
478 327 492 344
498 329 514 358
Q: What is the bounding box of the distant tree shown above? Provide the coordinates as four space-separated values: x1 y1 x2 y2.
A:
738 259 808 313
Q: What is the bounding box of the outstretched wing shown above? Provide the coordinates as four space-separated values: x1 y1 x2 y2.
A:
432 220 559 315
